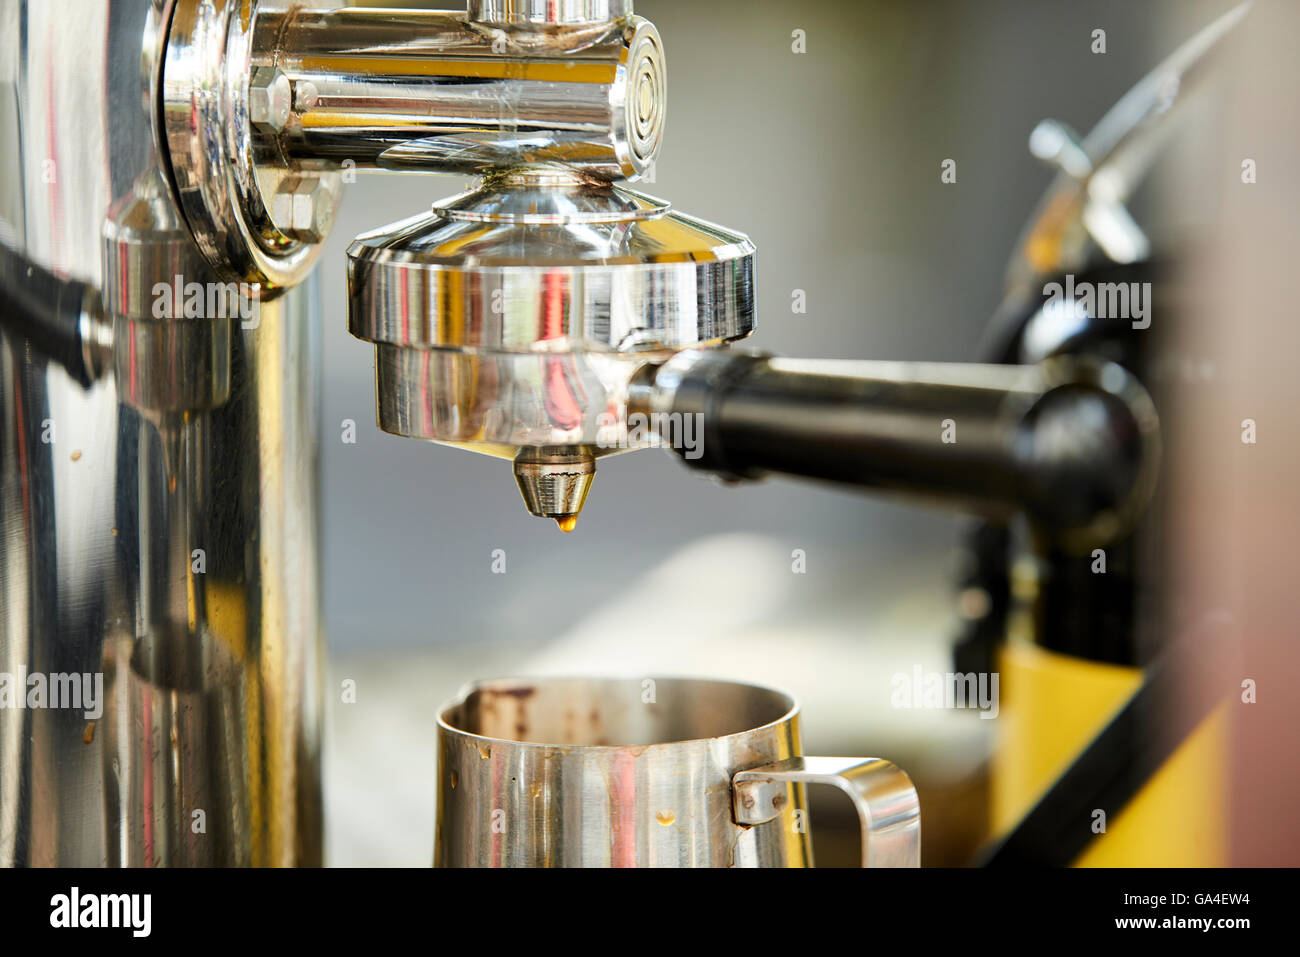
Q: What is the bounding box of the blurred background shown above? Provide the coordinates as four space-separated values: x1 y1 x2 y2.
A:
317 0 1283 866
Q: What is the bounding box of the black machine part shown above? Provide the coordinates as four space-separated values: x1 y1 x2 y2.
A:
629 350 1160 554
0 241 103 388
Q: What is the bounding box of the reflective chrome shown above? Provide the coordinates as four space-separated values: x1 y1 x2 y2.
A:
468 0 633 24
267 7 663 181
436 677 920 867
512 446 597 529
734 757 922 869
160 0 699 525
371 346 653 453
349 180 754 510
349 184 754 355
159 0 664 292
1 0 322 866
161 0 343 289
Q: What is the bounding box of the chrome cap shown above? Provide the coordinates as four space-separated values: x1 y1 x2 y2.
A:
348 182 754 356
348 181 753 436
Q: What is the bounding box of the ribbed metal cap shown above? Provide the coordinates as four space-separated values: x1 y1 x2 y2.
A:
513 447 597 531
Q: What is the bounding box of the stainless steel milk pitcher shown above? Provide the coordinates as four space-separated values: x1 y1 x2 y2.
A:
435 676 921 867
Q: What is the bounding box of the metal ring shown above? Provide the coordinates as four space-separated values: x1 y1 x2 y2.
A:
159 0 338 291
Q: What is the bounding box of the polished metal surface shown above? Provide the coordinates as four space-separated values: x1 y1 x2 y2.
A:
158 0 697 525
468 0 633 25
348 180 754 499
160 0 343 290
1 0 322 866
349 184 754 354
267 7 663 181
436 677 920 867
512 446 597 529
370 345 652 453
1 0 1197 872
734 757 921 869
103 169 214 322
159 0 662 292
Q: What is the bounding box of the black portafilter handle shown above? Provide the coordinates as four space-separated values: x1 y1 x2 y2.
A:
628 351 1160 551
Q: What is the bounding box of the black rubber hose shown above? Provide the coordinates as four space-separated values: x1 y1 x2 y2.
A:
0 241 96 387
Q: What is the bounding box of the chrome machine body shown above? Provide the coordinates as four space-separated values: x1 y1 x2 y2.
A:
2 0 1231 868
0 0 749 866
1 0 322 865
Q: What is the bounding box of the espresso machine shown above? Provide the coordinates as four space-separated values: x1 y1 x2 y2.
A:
0 0 1246 866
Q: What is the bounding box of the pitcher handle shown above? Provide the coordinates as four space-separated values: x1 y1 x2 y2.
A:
733 756 921 867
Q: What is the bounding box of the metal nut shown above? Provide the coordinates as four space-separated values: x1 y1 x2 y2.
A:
270 176 334 244
248 67 292 132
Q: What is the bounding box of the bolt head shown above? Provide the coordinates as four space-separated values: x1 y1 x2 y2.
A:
271 176 334 244
248 68 292 132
